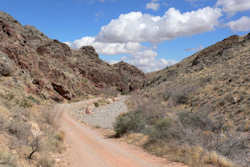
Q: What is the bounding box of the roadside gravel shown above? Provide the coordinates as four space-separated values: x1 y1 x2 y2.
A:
72 96 128 129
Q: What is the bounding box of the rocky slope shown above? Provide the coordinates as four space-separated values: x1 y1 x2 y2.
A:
116 34 250 167
144 33 250 133
0 11 145 103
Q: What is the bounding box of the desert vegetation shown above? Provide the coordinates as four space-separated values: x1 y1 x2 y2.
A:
114 36 250 167
114 96 249 167
0 100 64 167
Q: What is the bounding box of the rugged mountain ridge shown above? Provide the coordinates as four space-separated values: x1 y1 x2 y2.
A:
146 34 250 86
0 11 145 102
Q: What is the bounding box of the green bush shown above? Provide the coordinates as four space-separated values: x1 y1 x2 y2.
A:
94 102 99 107
147 118 184 143
114 111 146 137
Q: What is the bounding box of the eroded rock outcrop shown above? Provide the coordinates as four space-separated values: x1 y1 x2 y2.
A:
0 11 145 101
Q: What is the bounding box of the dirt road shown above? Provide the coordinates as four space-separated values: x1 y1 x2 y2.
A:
57 99 185 167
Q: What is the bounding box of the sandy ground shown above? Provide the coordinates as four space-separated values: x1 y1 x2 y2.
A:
56 98 186 167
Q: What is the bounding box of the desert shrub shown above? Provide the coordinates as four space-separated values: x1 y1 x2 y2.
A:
54 131 64 142
0 116 6 131
209 133 249 166
19 98 33 108
116 95 247 166
147 118 184 142
0 150 17 167
4 93 15 101
126 96 167 125
37 155 55 167
163 86 195 105
94 102 99 107
7 116 32 145
114 97 175 138
114 111 146 137
41 128 64 153
171 91 189 105
178 111 214 131
27 96 40 105
48 134 64 153
42 110 56 126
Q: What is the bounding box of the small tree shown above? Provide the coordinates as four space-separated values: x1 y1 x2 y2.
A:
28 136 41 159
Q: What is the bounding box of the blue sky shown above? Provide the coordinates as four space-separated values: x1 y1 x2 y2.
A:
1 0 250 72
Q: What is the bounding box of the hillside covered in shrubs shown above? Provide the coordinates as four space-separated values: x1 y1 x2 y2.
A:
114 34 250 167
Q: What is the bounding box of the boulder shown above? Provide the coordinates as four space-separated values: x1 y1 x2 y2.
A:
0 51 15 76
80 46 99 59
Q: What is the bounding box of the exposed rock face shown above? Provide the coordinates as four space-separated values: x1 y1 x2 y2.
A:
22 25 50 48
51 83 71 100
72 49 145 94
0 11 145 101
113 61 146 92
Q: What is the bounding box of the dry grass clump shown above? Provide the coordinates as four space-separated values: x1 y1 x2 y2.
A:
0 148 17 167
166 145 235 167
18 97 33 108
37 154 55 167
42 109 56 126
44 130 65 153
207 151 235 167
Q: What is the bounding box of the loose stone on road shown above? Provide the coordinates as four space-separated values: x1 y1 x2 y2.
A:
73 96 129 129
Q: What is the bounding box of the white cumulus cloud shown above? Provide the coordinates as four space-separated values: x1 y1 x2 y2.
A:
96 7 222 43
146 0 160 11
66 36 143 55
66 37 175 72
227 16 250 31
124 49 177 72
216 0 250 14
66 6 223 72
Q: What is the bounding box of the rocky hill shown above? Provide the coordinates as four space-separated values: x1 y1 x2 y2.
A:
0 11 145 103
143 33 250 135
115 34 250 167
